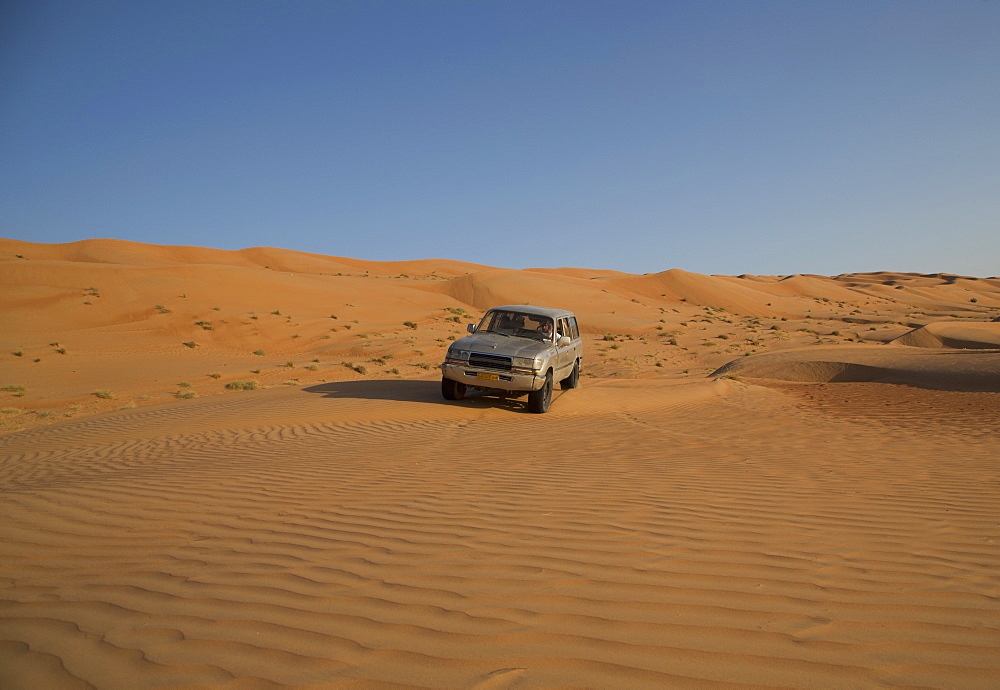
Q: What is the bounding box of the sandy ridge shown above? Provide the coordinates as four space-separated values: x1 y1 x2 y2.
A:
2 378 999 687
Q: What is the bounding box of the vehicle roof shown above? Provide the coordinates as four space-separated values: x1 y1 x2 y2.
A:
486 305 575 319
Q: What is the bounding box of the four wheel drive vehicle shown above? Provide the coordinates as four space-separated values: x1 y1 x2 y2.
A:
440 305 583 413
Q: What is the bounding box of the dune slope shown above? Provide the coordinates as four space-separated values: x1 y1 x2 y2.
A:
1 378 999 688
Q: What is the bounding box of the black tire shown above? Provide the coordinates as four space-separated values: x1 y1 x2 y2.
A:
528 370 553 413
560 360 580 390
441 377 466 401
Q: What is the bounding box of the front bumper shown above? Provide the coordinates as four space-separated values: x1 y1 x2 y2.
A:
441 363 545 392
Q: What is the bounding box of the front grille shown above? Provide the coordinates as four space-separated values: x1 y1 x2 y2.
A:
469 352 512 371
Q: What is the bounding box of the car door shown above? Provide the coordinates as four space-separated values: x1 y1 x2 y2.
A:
555 317 574 375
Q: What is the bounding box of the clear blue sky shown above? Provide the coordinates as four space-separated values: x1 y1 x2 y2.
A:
2 0 998 276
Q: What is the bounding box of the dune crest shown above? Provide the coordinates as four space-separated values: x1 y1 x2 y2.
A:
2 238 1000 686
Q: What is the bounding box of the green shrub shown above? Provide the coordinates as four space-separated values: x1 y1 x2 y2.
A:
225 380 258 391
176 390 197 399
253 349 265 356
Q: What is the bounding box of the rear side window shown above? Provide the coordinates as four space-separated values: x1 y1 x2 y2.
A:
568 317 580 339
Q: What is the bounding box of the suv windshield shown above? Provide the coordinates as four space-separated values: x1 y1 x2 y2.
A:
477 310 554 342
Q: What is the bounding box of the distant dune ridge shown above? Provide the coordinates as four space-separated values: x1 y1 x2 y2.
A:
1 238 999 687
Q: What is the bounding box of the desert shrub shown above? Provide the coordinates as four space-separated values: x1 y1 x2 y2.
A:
2 385 26 395
282 361 294 368
182 341 198 348
92 390 113 399
178 382 192 388
225 380 258 391
55 347 66 354
156 305 171 314
253 349 265 356
207 372 222 379
390 368 400 375
403 321 418 329
195 321 213 330
176 391 197 399
305 365 318 371
602 333 615 341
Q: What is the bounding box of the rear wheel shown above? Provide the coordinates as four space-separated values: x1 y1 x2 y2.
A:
560 360 580 390
528 371 553 413
441 377 466 401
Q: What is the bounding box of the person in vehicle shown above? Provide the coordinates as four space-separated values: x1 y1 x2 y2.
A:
537 319 561 340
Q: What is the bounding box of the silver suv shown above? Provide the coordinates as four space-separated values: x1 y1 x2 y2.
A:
440 305 583 413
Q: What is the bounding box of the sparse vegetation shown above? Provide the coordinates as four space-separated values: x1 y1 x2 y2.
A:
207 372 222 379
92 390 113 399
253 349 266 356
176 391 197 399
403 321 418 329
12 350 23 357
225 380 259 391
2 385 26 397
182 341 198 348
156 305 171 314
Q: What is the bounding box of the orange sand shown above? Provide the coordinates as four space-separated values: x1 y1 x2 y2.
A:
1 238 999 687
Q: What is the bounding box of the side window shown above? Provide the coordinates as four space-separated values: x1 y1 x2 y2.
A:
568 317 580 339
557 318 568 338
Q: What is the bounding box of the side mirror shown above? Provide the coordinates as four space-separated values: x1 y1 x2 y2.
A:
558 335 571 347
467 323 476 333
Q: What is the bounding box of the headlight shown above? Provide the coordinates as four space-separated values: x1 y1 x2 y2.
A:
447 348 470 362
512 356 534 368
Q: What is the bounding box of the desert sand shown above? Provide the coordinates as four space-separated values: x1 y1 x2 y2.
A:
2 238 999 687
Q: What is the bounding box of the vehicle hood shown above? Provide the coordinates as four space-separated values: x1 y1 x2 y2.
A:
452 332 553 358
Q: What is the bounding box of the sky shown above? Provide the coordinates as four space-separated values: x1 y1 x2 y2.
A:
2 0 998 276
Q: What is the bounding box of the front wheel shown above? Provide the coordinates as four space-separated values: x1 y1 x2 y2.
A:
441 377 466 401
528 371 553 413
560 360 580 390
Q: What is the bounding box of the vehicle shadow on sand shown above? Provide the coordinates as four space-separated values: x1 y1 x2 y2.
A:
303 379 549 413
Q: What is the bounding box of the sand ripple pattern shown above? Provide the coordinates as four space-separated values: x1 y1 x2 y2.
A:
1 380 999 688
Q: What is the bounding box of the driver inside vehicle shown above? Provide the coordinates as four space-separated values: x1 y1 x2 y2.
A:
536 319 561 340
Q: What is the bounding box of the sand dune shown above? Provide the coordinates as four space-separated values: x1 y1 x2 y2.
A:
2 238 1000 687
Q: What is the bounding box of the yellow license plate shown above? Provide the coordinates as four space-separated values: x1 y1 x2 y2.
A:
477 372 500 381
